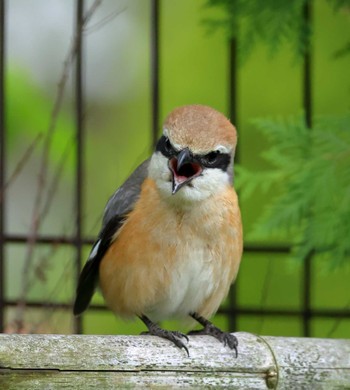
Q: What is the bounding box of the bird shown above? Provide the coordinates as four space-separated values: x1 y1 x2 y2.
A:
73 104 243 356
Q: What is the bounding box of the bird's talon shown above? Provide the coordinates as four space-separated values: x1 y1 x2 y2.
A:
190 312 239 357
140 315 189 355
221 333 238 355
177 332 189 342
163 330 190 356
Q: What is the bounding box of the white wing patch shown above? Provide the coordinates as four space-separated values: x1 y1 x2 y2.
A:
89 240 101 261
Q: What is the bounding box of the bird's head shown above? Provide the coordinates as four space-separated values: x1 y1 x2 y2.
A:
148 105 237 205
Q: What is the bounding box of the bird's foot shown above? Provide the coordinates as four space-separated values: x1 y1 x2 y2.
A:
189 312 238 357
140 315 189 356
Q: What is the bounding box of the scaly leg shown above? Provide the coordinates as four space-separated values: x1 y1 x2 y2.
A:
139 314 189 356
189 312 238 357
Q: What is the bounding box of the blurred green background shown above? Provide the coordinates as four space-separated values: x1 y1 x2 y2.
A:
3 0 350 337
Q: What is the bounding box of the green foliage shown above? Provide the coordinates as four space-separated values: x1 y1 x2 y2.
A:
236 114 350 267
204 0 350 62
7 67 75 169
328 0 350 11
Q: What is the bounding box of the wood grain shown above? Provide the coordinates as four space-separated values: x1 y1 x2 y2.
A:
0 332 349 389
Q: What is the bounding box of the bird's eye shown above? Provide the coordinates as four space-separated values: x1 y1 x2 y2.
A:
202 151 220 165
199 150 231 171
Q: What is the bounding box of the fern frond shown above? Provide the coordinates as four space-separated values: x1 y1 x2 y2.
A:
204 0 310 62
236 114 350 268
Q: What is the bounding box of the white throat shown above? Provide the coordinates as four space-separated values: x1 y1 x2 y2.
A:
148 152 231 207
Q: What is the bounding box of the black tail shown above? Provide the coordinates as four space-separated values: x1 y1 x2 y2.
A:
73 248 101 316
73 214 125 316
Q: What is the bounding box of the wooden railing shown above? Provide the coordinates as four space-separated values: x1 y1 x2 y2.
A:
0 332 349 389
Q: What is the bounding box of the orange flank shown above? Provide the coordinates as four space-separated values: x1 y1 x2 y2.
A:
99 177 242 323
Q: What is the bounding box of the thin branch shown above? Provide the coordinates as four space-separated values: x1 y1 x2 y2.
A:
85 6 125 34
29 246 73 334
327 299 350 337
40 138 74 221
0 132 43 203
17 139 74 302
14 0 103 332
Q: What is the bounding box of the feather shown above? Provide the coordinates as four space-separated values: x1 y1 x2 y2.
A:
102 159 150 227
73 159 149 315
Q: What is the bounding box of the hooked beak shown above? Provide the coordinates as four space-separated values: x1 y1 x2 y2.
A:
169 148 202 194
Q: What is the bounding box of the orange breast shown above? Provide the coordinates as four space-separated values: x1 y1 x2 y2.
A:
99 178 242 322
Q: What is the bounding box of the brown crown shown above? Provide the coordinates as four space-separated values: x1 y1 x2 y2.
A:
163 105 237 154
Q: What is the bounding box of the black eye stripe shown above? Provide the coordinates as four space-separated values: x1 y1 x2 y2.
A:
156 135 176 157
199 152 231 171
155 135 231 171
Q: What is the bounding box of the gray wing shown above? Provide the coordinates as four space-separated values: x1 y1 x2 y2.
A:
102 158 150 227
73 158 150 316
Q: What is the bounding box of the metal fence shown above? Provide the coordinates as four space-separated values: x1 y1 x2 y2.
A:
0 0 349 336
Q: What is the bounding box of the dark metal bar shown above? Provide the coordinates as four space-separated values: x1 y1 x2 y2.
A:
2 299 349 321
229 38 239 161
150 0 160 149
228 38 239 332
302 0 313 337
0 0 5 332
244 244 290 253
3 234 291 253
4 300 107 311
4 234 95 246
303 250 313 336
74 0 85 334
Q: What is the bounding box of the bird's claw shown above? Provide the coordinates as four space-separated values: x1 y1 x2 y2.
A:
220 332 238 357
163 330 189 356
188 316 239 357
141 325 189 356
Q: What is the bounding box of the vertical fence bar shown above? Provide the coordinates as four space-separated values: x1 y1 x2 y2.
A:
228 38 238 332
150 0 159 149
229 39 239 162
0 0 6 332
74 0 84 334
302 0 312 337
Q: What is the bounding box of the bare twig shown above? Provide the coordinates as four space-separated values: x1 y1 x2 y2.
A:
85 6 125 34
29 244 74 334
14 0 103 332
327 299 350 337
17 139 74 302
40 138 74 222
0 132 43 203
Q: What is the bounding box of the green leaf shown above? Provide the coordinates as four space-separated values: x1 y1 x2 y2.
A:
236 113 350 268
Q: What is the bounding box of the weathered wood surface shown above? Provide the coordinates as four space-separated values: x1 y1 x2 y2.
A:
0 332 349 389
